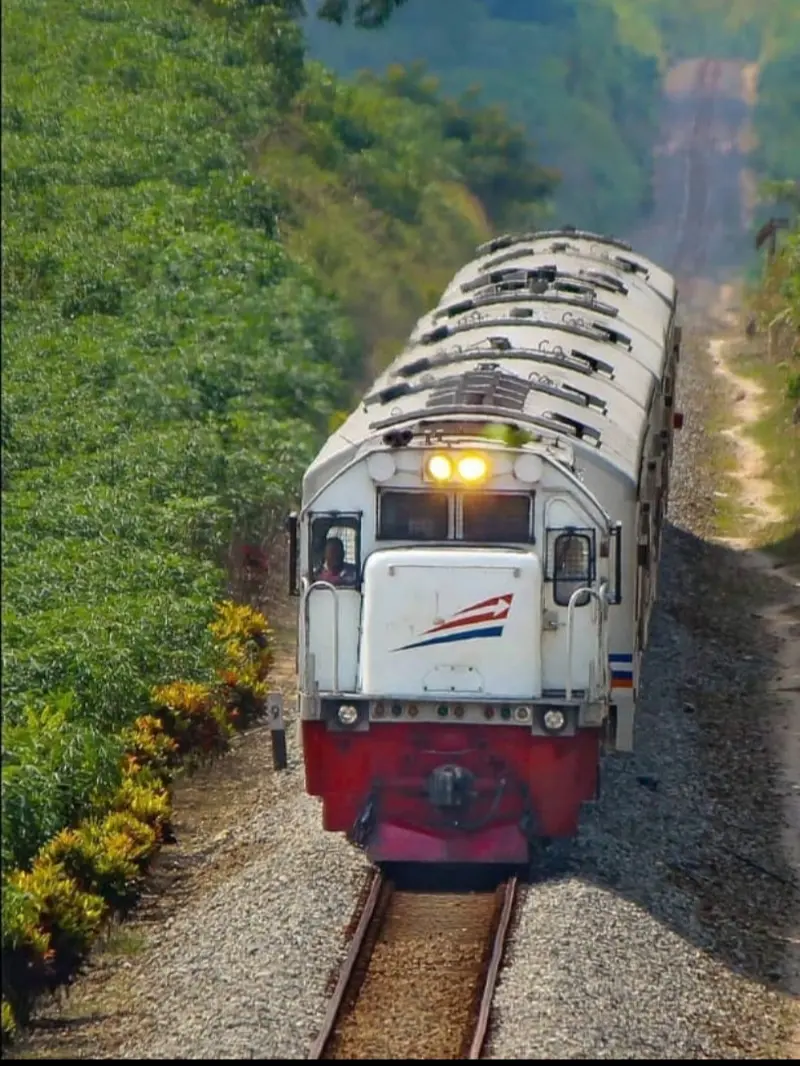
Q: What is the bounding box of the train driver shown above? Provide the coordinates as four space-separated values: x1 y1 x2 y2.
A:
316 536 358 587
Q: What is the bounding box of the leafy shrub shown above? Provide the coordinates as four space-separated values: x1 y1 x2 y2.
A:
1 701 126 875
6 861 107 983
39 813 157 911
122 715 181 774
210 600 275 722
1 999 16 1039
110 774 172 838
151 681 231 757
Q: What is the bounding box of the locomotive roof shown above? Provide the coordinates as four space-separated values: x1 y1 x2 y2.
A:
471 228 677 307
408 300 667 382
439 252 675 346
302 232 678 502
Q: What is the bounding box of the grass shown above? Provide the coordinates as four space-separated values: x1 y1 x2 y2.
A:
101 925 147 958
705 397 743 540
730 337 800 569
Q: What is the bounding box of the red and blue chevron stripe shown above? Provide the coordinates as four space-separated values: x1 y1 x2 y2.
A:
394 594 514 652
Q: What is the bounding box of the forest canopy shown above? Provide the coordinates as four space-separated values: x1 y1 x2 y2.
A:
303 0 665 234
304 0 800 233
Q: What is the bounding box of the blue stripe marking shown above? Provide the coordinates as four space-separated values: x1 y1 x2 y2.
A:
610 670 633 681
609 653 633 663
396 625 505 652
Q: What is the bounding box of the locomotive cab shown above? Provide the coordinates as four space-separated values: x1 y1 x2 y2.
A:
295 431 630 865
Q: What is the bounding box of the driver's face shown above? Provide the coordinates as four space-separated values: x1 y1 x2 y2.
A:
324 542 344 571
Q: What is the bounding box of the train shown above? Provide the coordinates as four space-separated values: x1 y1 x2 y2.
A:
286 226 682 865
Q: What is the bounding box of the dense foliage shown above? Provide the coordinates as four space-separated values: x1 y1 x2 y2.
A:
1 0 555 886
257 58 555 365
1 0 353 878
1 602 274 1039
755 183 800 398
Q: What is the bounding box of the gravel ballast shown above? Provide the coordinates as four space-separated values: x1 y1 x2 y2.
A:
118 761 371 1060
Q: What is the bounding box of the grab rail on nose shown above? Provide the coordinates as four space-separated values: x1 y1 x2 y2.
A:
565 581 610 701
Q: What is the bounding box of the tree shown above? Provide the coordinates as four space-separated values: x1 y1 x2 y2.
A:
207 0 408 28
315 0 409 27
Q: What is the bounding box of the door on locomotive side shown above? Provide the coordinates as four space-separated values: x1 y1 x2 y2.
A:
540 495 609 699
300 511 363 696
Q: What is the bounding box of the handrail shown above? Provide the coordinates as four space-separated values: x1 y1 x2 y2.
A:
303 581 341 695
565 581 610 701
596 581 610 694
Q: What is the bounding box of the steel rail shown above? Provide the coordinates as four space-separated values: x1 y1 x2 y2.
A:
308 870 387 1060
467 876 518 1060
309 872 518 1060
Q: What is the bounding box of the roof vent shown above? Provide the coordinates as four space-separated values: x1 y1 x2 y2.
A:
426 367 529 413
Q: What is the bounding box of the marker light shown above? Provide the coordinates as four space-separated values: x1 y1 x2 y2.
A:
542 709 566 733
337 704 359 726
426 453 453 482
456 454 488 483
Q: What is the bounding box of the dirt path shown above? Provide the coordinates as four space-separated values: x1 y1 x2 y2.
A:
705 284 800 1058
709 284 785 550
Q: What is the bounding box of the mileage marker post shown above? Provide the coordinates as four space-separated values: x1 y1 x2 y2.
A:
267 691 288 771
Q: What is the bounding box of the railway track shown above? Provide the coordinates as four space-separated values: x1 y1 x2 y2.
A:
672 57 722 278
309 872 518 1060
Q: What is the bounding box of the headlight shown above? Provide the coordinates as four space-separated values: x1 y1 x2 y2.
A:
337 704 359 726
542 708 566 733
426 453 453 482
456 454 488 483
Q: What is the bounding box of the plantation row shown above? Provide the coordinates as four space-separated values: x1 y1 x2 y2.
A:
2 601 273 1039
0 0 556 1038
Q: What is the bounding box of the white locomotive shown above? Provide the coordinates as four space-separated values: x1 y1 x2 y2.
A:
289 227 681 864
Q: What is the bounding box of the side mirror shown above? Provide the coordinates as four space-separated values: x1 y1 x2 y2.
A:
285 512 299 597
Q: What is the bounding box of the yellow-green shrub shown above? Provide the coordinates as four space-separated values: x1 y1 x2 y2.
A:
39 812 158 911
110 774 172 838
1 601 272 1041
121 715 180 775
2 877 52 1025
2 998 16 1040
151 680 232 757
211 601 274 726
6 861 106 976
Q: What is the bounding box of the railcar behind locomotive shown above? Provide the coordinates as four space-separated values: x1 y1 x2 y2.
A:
287 227 682 865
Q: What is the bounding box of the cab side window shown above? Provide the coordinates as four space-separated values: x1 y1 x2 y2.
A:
547 529 594 607
309 514 361 589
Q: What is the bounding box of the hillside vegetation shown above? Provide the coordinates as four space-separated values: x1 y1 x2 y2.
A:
3 0 797 1039
0 0 555 1034
304 0 664 235
305 0 800 237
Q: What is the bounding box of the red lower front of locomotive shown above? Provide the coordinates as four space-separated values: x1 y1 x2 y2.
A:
301 720 600 864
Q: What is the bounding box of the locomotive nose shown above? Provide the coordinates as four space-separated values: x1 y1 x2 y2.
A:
427 763 475 810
